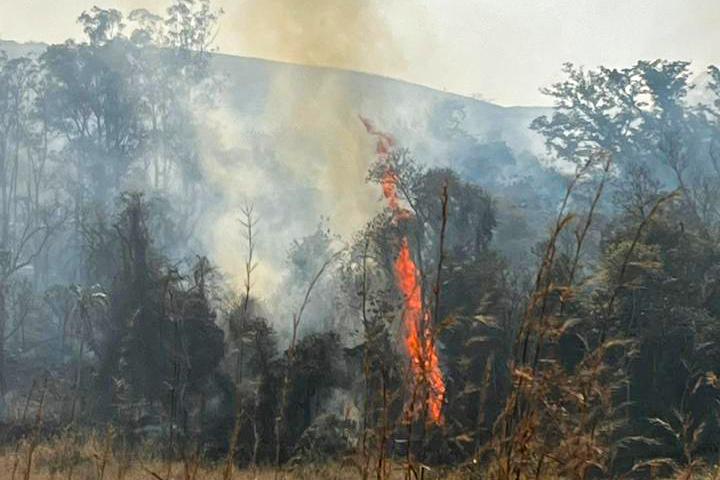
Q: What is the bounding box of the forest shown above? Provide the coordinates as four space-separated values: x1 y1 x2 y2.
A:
2 1 720 479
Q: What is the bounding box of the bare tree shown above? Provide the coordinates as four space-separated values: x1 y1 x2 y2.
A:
0 206 64 393
224 203 258 479
274 249 342 472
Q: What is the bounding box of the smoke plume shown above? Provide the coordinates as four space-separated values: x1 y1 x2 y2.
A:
196 0 405 303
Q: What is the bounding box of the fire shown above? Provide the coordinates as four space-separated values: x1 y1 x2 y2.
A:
381 170 400 211
361 117 446 424
360 116 393 160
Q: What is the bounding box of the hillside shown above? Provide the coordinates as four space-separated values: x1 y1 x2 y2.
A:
0 39 559 277
1 39 549 156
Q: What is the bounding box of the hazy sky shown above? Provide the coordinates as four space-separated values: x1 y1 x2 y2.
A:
0 0 718 106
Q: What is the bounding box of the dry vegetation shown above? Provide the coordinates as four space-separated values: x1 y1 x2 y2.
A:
0 438 470 480
4 2 720 480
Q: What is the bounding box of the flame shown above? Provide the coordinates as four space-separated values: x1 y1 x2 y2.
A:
361 117 446 424
381 170 398 210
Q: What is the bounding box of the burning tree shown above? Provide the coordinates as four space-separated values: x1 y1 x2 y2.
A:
362 117 446 428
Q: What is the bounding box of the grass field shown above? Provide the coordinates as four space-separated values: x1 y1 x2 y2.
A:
0 446 469 480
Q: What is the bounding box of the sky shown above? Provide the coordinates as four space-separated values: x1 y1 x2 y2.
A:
0 0 718 106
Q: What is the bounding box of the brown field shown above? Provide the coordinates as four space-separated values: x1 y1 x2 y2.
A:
0 442 468 480
4 440 720 480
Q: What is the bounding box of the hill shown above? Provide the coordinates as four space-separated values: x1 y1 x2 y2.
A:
0 38 560 280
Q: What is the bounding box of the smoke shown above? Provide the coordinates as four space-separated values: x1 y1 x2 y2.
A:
195 1 405 303
225 0 404 73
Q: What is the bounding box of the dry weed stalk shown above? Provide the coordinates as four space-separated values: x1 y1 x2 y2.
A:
493 158 593 479
486 154 678 479
354 232 395 480
181 444 202 480
93 427 114 480
358 236 373 480
19 376 48 480
9 378 37 480
274 250 342 475
224 203 259 480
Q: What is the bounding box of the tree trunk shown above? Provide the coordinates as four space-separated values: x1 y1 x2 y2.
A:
0 282 7 395
1 138 8 248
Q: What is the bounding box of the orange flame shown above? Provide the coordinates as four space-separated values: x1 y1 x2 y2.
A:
360 116 394 160
361 117 446 424
381 169 400 211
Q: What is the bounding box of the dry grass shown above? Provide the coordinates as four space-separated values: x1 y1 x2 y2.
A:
1 419 715 480
6 445 719 480
0 441 470 480
0 457 349 480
